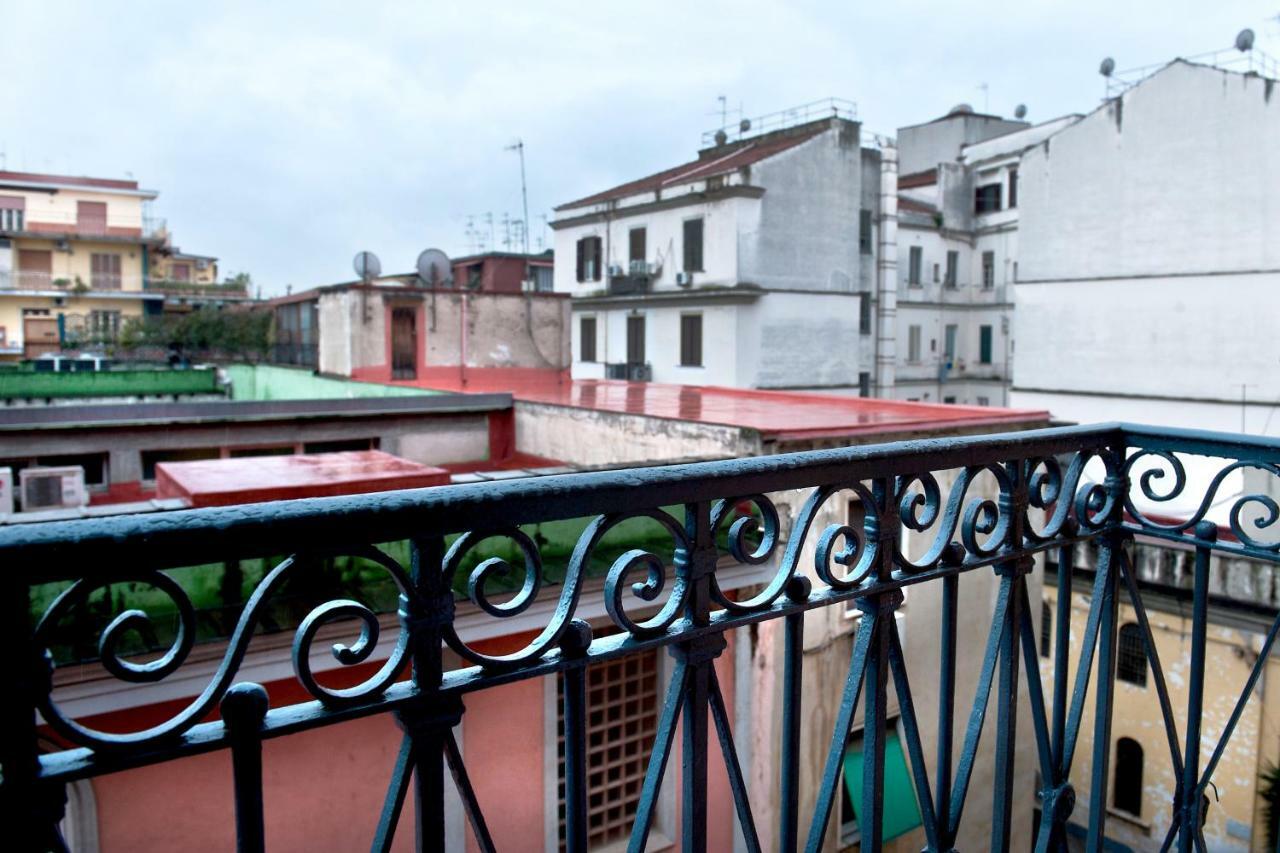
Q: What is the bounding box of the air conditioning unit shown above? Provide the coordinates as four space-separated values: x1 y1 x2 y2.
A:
0 468 13 517
629 363 652 382
607 263 625 278
19 466 88 512
628 260 648 276
675 271 693 287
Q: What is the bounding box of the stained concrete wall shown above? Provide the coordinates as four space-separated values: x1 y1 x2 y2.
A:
898 113 1027 177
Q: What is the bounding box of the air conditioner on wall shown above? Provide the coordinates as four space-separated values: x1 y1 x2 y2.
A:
19 466 88 512
607 263 625 278
675 272 692 287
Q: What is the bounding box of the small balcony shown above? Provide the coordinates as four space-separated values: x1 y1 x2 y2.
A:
2 423 1276 851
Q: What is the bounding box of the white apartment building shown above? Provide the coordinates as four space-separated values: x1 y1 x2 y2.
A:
552 106 883 394
889 110 1080 406
1013 58 1280 434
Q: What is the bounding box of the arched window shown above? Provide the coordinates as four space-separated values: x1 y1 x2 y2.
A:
1116 623 1147 687
1113 737 1144 816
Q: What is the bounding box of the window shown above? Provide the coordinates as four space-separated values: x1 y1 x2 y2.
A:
1012 261 1019 283
858 371 871 398
943 324 958 359
228 446 293 458
1040 600 1052 658
907 325 922 362
171 262 192 282
981 251 995 289
859 292 872 335
944 250 959 288
1117 623 1148 686
943 395 956 404
839 720 924 846
907 246 922 286
579 316 597 362
76 200 108 235
0 196 24 231
1113 738 1144 816
141 448 220 481
575 236 602 282
557 649 660 850
975 183 1002 214
979 325 993 364
1008 167 1019 209
682 218 704 272
532 265 554 292
87 310 122 342
90 253 122 290
626 314 645 365
628 227 646 265
976 396 990 406
679 314 702 367
858 209 873 254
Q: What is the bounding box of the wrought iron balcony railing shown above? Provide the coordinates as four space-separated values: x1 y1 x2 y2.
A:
1 423 1277 851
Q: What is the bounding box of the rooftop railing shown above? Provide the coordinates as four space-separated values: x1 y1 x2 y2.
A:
1 423 1277 851
0 271 248 297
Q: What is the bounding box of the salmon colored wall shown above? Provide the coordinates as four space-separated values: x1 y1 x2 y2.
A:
463 679 546 852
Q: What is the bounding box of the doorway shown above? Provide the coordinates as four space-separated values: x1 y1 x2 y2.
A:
626 314 645 366
391 307 417 380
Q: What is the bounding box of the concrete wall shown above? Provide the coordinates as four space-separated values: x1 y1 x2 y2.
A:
514 400 757 465
897 113 1027 177
1019 61 1280 284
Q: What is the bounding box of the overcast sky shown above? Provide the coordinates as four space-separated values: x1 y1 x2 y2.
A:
2 1 1276 295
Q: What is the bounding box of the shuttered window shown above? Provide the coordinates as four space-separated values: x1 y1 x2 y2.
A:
579 316 597 362
90 253 122 290
979 325 993 364
682 218 704 272
680 314 702 367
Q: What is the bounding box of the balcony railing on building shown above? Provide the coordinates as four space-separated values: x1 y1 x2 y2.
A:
2 423 1278 852
0 271 248 297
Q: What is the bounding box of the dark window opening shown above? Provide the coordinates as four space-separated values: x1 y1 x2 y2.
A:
945 250 959 287
680 314 702 367
1008 168 1019 209
859 292 872 335
302 438 377 454
576 236 603 282
228 446 294 459
141 448 220 482
628 228 646 265
626 315 645 365
682 218 704 272
907 246 922 285
579 316 597 362
859 209 873 254
1113 738 1144 816
979 325 993 364
975 183 1002 214
1117 623 1148 686
858 371 871 398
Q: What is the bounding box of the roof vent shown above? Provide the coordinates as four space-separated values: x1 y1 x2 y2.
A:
947 103 974 116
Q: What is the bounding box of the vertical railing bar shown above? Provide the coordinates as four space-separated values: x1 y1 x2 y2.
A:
778 585 808 853
860 599 890 853
803 608 875 853
885 609 941 852
1015 585 1056 787
679 499 720 853
562 660 589 853
222 682 269 853
1115 549 1185 777
946 573 1012 839
443 729 496 853
991 565 1024 853
934 573 958 848
1051 543 1073 763
1178 532 1211 853
370 736 415 853
628 660 689 853
1085 535 1123 852
1060 556 1114 773
707 665 763 853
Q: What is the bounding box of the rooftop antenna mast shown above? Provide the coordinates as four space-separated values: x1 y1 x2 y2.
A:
506 139 531 286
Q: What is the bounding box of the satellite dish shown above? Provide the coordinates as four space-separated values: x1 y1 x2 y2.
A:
948 103 974 116
714 129 728 145
739 118 752 133
1099 57 1116 77
353 251 381 282
416 248 453 287
1236 28 1256 52
1014 104 1028 119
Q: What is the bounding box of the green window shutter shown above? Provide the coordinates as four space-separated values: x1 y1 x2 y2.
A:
980 325 993 364
842 729 923 843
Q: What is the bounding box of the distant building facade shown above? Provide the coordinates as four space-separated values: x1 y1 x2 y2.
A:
553 106 883 394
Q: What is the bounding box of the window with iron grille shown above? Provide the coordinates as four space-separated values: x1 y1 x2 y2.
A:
557 649 660 850
1040 600 1052 658
1117 623 1148 686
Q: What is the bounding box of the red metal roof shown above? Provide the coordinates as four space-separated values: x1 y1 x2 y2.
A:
155 450 450 507
555 127 827 211
380 375 1048 443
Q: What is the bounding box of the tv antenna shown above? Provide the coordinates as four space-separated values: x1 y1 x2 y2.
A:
505 139 531 260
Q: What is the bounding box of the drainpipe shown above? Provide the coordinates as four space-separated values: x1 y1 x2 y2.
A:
875 142 898 397
460 292 468 388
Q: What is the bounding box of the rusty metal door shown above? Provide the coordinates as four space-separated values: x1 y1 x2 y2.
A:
391 307 417 380
23 316 58 358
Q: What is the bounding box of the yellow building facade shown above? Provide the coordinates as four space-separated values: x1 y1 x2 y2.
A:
1041 547 1280 852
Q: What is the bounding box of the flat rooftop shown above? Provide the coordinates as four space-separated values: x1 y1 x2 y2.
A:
156 450 451 507
383 375 1049 442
